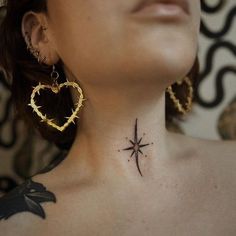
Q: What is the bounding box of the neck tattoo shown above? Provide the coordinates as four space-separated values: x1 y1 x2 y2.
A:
118 118 154 177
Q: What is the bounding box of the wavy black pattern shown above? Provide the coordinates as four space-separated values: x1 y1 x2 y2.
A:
200 6 236 38
201 0 226 14
196 41 236 107
197 0 236 109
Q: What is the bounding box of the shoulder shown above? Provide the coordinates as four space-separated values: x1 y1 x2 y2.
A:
0 151 91 235
176 132 236 184
0 177 57 235
0 178 57 220
0 152 68 223
168 130 236 176
0 173 100 236
169 130 236 160
191 136 236 168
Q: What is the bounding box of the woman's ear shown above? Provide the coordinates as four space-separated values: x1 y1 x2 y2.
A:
21 11 59 65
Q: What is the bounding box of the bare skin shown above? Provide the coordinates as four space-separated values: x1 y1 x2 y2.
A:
1 132 236 236
1 0 236 235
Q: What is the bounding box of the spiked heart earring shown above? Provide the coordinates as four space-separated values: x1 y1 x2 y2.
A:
24 28 86 132
28 65 86 132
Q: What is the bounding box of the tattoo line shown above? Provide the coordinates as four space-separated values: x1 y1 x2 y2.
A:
118 118 154 177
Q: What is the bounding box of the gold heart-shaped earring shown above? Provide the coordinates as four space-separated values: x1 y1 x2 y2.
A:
28 65 87 132
166 76 193 115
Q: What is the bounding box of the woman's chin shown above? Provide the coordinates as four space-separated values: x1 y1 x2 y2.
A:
132 53 196 83
158 50 196 77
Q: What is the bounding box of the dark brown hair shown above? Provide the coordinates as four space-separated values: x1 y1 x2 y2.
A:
0 0 199 150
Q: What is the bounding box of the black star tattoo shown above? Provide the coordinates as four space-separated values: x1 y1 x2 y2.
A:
121 118 152 177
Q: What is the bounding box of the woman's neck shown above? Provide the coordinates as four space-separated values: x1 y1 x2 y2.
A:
66 84 170 182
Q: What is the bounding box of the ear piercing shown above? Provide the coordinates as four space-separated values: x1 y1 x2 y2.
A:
24 28 47 64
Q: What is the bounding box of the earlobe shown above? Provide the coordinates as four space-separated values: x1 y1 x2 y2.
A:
21 11 59 65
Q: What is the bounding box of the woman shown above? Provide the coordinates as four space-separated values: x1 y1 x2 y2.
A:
0 0 236 235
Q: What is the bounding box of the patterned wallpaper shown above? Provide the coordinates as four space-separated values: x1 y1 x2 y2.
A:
0 0 235 195
181 0 236 140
